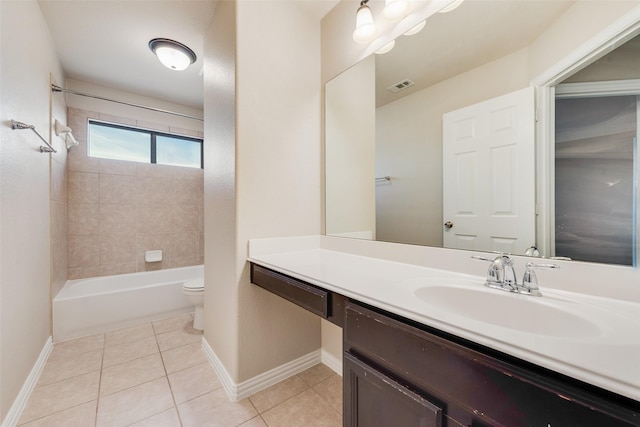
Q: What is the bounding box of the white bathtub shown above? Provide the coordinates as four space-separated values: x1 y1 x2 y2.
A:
53 265 203 342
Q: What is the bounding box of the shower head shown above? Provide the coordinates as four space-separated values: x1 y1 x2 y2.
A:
10 120 34 130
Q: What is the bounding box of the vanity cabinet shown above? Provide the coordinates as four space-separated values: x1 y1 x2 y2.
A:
344 301 639 427
250 263 346 327
249 263 639 426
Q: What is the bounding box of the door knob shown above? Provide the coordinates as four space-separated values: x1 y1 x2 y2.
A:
444 221 453 229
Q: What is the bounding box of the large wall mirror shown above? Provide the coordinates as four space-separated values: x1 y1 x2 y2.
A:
325 0 640 267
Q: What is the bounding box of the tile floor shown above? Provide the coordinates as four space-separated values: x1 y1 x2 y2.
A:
17 314 343 427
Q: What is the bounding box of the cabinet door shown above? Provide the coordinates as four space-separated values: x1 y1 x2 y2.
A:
344 353 442 427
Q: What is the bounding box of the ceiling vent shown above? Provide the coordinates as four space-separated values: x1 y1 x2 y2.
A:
387 79 415 93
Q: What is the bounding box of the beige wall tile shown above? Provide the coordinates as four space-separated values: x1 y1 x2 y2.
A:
137 204 174 233
168 126 201 138
136 163 178 178
136 176 175 205
98 262 136 277
98 113 136 127
51 158 67 202
66 108 204 280
136 120 170 133
100 204 136 234
67 149 100 173
68 235 99 268
100 233 136 264
68 203 99 236
166 256 200 269
173 179 202 206
68 265 101 280
171 231 198 258
99 158 137 176
51 201 68 246
100 174 137 204
68 171 99 204
173 205 199 232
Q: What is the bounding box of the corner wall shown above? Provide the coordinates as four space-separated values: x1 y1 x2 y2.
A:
203 0 322 383
0 1 64 421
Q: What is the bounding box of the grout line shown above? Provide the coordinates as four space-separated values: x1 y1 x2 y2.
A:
156 323 184 427
94 333 106 427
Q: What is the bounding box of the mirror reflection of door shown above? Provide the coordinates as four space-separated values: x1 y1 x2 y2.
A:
442 87 535 254
555 89 640 266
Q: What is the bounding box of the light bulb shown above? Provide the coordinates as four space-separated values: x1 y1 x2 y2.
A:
382 0 410 20
149 38 197 71
375 40 396 54
403 20 426 36
439 0 464 13
353 3 377 43
155 47 192 71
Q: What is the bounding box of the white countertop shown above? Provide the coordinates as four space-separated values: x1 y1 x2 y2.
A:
248 235 640 402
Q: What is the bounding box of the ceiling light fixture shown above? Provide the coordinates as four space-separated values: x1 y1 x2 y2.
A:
148 38 197 71
382 0 410 20
353 0 377 43
439 0 464 13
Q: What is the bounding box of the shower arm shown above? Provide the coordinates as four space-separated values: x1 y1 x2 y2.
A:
10 120 57 153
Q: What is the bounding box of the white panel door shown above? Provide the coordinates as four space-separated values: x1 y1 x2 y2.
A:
443 87 535 254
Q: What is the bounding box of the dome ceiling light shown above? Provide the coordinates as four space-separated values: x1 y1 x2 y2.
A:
148 38 197 71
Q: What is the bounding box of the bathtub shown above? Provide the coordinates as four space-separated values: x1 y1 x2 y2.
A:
53 265 203 342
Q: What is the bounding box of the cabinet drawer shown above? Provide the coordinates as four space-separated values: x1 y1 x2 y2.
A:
344 302 640 427
344 352 442 427
250 263 329 318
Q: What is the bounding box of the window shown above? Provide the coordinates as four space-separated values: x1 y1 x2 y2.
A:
88 120 203 168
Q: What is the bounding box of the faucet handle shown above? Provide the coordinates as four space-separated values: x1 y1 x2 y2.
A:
521 262 559 296
471 254 515 289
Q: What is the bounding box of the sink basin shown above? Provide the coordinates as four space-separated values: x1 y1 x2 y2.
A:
414 285 601 338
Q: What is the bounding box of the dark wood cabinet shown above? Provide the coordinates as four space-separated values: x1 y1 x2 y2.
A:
249 263 640 427
344 352 443 427
344 301 640 427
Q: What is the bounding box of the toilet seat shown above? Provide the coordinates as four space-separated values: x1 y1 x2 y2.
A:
183 279 204 292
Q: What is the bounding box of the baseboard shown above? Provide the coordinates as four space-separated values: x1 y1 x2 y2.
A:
321 348 343 376
201 338 322 402
1 337 53 427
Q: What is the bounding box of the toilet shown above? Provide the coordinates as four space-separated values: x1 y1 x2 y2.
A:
182 279 204 331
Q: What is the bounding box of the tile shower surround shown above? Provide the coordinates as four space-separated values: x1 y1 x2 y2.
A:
66 108 204 280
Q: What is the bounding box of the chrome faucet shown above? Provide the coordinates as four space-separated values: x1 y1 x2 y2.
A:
472 255 558 297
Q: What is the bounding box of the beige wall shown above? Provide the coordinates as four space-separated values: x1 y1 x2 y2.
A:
0 1 64 421
65 107 204 280
204 0 322 383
